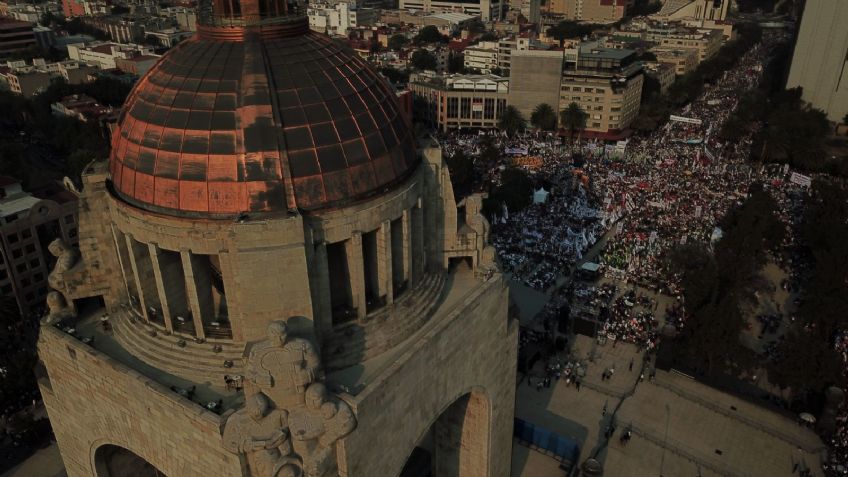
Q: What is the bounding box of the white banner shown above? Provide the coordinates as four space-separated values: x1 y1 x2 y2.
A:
669 115 703 125
789 172 812 187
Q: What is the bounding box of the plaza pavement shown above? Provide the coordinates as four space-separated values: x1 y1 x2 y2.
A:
512 335 825 477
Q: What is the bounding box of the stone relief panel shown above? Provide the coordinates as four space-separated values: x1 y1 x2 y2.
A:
223 320 357 477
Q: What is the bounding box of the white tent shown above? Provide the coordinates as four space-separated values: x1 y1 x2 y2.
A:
533 187 550 204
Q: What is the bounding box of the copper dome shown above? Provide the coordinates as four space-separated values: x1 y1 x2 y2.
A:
109 13 418 217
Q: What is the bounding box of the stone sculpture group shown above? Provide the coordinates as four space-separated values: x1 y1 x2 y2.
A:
223 320 357 477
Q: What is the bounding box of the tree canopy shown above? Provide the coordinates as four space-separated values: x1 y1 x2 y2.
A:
546 21 597 47
530 103 557 131
560 102 587 145
414 26 447 45
498 106 526 136
409 49 438 71
388 34 409 51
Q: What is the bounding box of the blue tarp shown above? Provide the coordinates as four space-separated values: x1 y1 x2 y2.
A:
514 418 580 463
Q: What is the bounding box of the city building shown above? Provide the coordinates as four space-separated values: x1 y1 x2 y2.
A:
0 16 35 57
786 0 848 123
496 35 531 73
620 19 724 63
507 48 564 121
652 47 698 75
509 0 539 24
62 0 86 17
0 64 50 96
33 25 56 49
50 94 114 122
463 40 499 73
398 0 503 21
380 10 478 34
410 72 509 131
0 58 98 96
652 0 730 22
559 47 644 135
113 54 160 75
0 176 79 318
67 42 156 70
643 60 675 93
82 16 146 43
307 1 378 36
37 3 517 477
143 27 193 47
546 0 628 24
165 6 198 32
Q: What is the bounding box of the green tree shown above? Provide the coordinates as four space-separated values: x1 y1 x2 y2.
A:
379 67 409 85
530 103 557 131
484 167 533 217
559 102 587 148
447 54 465 73
409 49 438 71
414 26 446 45
479 32 499 42
388 33 409 51
498 105 525 136
546 21 595 47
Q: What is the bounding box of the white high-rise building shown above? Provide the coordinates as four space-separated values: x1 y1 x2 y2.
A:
786 0 848 122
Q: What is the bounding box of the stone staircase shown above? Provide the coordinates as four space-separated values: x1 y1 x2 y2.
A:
111 312 246 385
323 272 447 371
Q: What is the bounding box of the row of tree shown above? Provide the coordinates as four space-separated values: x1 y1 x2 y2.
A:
669 185 784 375
768 181 848 398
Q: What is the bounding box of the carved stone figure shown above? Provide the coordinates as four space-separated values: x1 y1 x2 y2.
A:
288 383 356 477
226 319 357 477
42 290 76 324
222 392 302 477
47 239 79 291
246 321 321 408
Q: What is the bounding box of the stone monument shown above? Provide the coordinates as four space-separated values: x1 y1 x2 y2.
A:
225 320 357 477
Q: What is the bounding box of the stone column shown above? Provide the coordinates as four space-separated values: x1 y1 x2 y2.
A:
313 241 333 332
180 250 209 340
411 201 425 286
147 244 175 332
346 232 367 320
402 209 412 287
124 234 156 322
110 226 136 304
377 220 393 306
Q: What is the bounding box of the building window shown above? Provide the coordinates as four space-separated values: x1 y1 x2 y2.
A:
16 263 26 273
7 233 18 244
460 98 471 119
447 97 458 118
12 249 22 259
21 229 31 239
29 259 39 269
484 98 495 120
34 272 44 282
25 244 35 254
592 122 601 128
64 215 74 224
1 284 11 294
21 278 30 288
68 228 77 238
25 292 34 302
0 269 6 280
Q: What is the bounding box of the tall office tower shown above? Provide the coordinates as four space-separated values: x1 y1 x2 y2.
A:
786 0 848 122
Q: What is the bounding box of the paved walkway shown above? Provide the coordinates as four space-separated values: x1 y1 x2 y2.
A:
512 338 826 477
